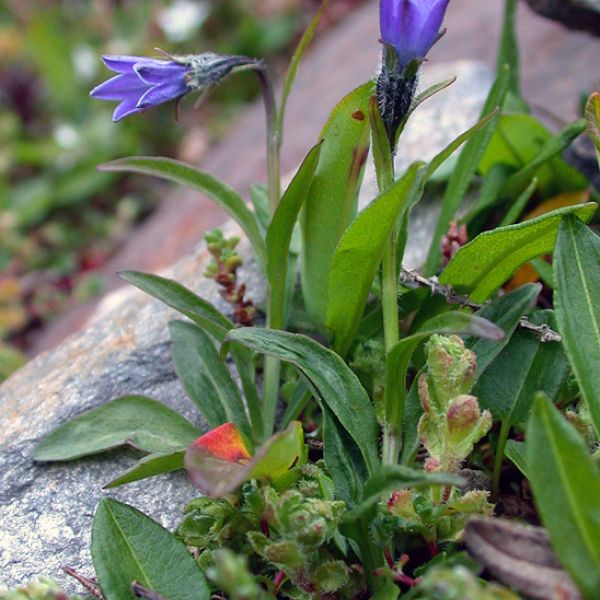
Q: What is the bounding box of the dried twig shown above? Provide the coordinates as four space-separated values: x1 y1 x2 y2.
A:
399 268 562 343
62 566 104 599
132 582 169 600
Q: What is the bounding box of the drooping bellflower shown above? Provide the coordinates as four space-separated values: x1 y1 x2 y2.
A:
91 53 256 121
377 0 450 149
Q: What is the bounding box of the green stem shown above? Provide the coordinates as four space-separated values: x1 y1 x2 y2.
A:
255 65 282 439
255 66 281 215
374 135 400 465
492 419 511 501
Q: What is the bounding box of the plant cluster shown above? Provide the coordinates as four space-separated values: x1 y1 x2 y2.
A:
5 0 600 599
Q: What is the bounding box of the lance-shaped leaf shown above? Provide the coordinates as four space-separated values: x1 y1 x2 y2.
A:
465 518 582 600
266 143 322 329
585 92 600 169
504 440 528 478
475 311 569 425
185 422 304 497
92 498 210 600
502 119 586 199
527 394 600 599
300 82 373 327
223 328 379 474
439 202 597 302
118 271 262 439
322 405 369 507
554 215 600 437
466 283 541 377
278 0 328 126
170 320 250 435
34 396 200 461
105 451 185 489
101 157 266 268
327 163 426 357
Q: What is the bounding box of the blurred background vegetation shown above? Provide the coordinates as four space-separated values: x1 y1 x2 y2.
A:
0 0 363 380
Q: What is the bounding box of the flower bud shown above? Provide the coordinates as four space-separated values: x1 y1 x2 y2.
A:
426 335 476 408
447 395 480 435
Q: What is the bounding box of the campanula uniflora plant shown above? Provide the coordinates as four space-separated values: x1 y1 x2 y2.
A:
16 0 600 598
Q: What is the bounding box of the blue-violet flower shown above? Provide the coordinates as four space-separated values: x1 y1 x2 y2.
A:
380 0 450 70
91 53 256 121
377 0 450 150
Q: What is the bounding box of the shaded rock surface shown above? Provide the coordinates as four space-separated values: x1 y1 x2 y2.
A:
0 59 492 592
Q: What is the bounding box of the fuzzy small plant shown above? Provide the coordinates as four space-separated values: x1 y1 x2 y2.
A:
418 335 492 475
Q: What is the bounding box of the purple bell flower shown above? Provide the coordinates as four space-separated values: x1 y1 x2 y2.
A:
90 56 190 121
377 0 450 152
379 0 450 70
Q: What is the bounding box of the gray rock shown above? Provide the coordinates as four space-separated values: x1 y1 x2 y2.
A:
0 59 491 592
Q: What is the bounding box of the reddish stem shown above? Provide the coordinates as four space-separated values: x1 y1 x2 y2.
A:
260 518 270 537
273 571 286 592
427 540 439 557
384 548 395 569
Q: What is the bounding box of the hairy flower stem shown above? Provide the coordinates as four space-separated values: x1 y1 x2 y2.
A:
492 419 511 502
254 65 282 440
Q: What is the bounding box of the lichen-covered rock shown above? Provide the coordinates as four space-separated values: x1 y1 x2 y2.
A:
0 60 492 592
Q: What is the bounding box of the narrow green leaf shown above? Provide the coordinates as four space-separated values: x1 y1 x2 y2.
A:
426 109 499 180
300 82 373 326
327 163 426 357
266 143 322 329
278 0 328 126
105 451 184 488
280 379 312 429
369 95 394 191
223 328 379 475
322 405 369 507
439 202 597 302
502 120 586 199
101 157 266 267
424 65 510 275
118 271 262 438
118 271 234 338
554 215 600 437
34 396 200 461
394 78 457 144
249 184 270 234
399 375 423 467
531 257 554 288
466 283 541 377
462 163 513 225
527 394 600 599
498 177 537 227
170 321 249 435
384 312 504 446
497 0 522 98
504 440 528 478
585 93 600 152
479 114 587 196
343 466 463 522
92 498 210 600
476 311 569 424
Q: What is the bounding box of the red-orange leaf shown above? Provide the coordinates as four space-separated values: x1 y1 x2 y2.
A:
191 423 251 463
